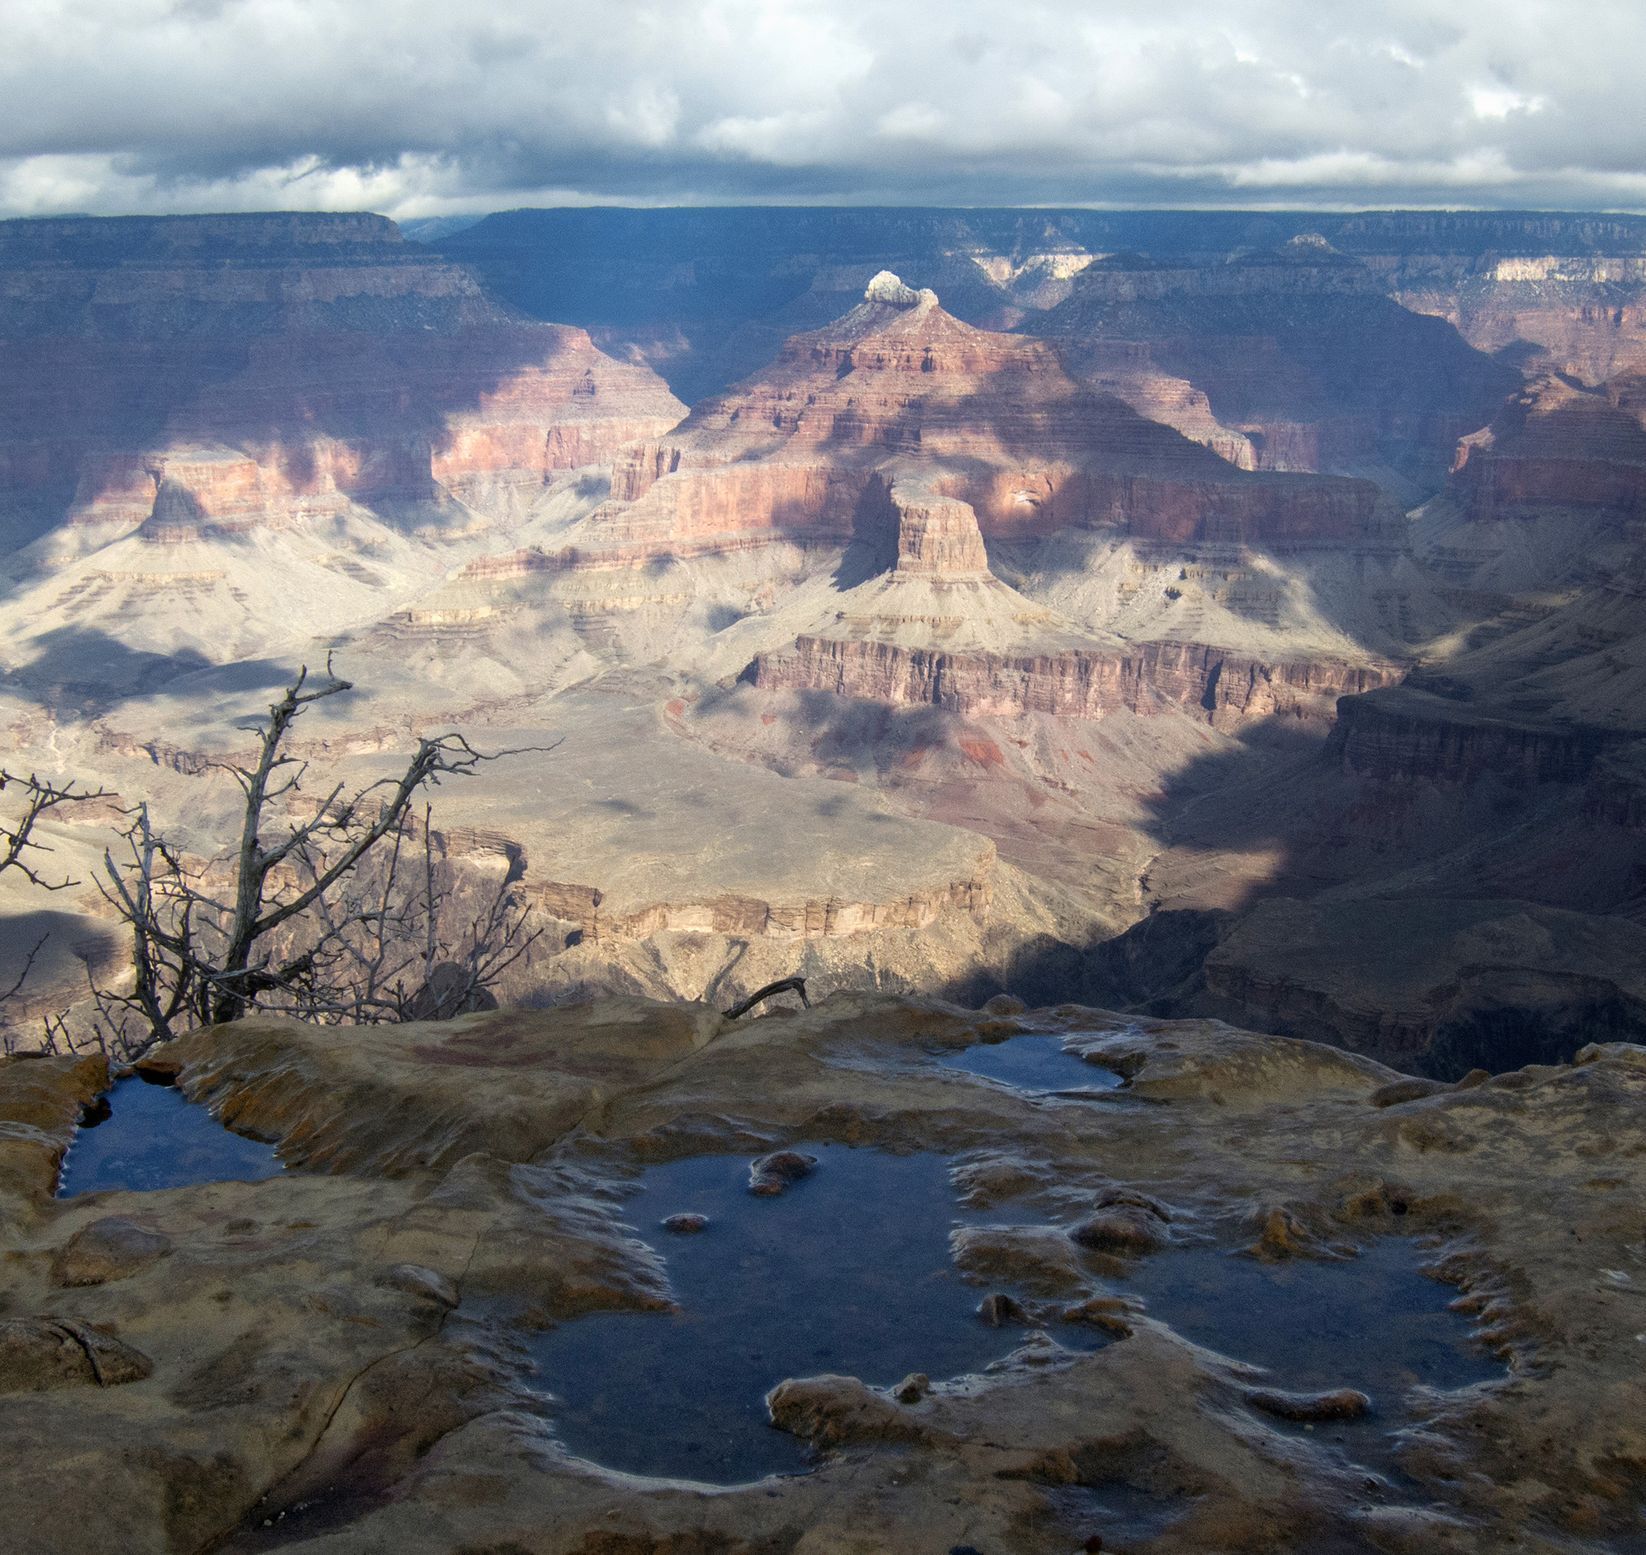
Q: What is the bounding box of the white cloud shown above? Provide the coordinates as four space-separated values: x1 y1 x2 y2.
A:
1469 85 1546 120
0 0 1639 217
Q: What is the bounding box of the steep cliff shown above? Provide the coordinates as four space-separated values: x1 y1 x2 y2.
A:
0 213 684 551
1033 242 1516 494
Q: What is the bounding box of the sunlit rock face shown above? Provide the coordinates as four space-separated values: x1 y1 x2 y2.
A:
582 269 1398 560
0 213 684 547
1449 373 1646 524
573 273 1410 739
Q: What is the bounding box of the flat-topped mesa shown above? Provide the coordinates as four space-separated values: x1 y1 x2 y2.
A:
743 469 1400 725
749 634 1399 727
886 481 991 579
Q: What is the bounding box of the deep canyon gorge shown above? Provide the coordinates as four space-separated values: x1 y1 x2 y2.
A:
2 205 1645 1555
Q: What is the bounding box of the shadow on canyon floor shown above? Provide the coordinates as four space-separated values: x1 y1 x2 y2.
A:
5 626 217 715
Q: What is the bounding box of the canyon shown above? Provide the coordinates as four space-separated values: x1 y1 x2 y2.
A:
1 208 1643 1082
1 202 1645 1555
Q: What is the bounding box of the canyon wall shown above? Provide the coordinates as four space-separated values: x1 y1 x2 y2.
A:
752 636 1399 729
0 213 683 544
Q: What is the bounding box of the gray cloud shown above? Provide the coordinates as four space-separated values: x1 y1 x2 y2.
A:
3 0 1643 217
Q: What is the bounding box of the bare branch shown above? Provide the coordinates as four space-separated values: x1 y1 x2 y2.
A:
0 769 114 892
91 660 548 1047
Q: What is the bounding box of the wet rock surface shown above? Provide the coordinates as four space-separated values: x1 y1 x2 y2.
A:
0 993 1639 1553
51 1216 172 1287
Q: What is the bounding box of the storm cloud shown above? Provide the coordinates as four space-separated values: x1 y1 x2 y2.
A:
3 0 1642 217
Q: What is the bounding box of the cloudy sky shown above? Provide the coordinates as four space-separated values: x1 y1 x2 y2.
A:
3 0 1642 219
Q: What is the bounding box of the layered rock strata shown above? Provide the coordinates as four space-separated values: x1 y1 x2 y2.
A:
1449 372 1646 526
755 634 1399 729
0 213 684 545
572 272 1399 563
1329 686 1622 785
1034 242 1517 489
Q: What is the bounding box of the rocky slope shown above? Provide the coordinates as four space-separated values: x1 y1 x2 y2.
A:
1030 240 1518 495
0 213 684 700
552 274 1413 741
1126 367 1646 1063
437 206 1644 424
1 215 679 541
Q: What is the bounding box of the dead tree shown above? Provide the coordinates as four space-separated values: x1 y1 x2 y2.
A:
95 660 541 1052
285 805 542 1024
1 769 112 892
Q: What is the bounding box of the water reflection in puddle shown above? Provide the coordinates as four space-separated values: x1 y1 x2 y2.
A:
57 1075 283 1197
519 1142 1498 1487
1122 1240 1501 1462
522 1145 1034 1484
937 1034 1124 1095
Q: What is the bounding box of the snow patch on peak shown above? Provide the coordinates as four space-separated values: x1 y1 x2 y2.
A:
864 270 932 308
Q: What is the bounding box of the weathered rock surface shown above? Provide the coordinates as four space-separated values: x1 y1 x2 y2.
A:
578 269 1400 564
0 1315 153 1392
753 630 1401 729
0 993 1640 1554
51 1216 172 1287
1033 244 1517 492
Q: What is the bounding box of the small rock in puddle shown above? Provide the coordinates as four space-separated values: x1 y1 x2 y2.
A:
937 1034 1125 1096
516 1144 1072 1485
977 1292 1030 1327
747 1149 818 1196
1245 1386 1373 1422
661 1212 709 1234
1069 1200 1172 1256
56 1074 282 1197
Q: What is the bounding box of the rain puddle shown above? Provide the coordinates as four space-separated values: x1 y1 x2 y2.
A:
515 1141 1496 1489
1122 1240 1502 1461
520 1144 1044 1484
937 1034 1125 1096
56 1074 283 1196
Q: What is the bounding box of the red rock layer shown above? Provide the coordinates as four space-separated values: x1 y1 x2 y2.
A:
578 280 1394 562
750 635 1400 730
1422 258 1646 385
1450 374 1646 524
889 486 991 576
0 215 684 537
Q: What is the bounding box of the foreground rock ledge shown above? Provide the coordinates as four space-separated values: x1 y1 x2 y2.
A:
0 995 1642 1554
